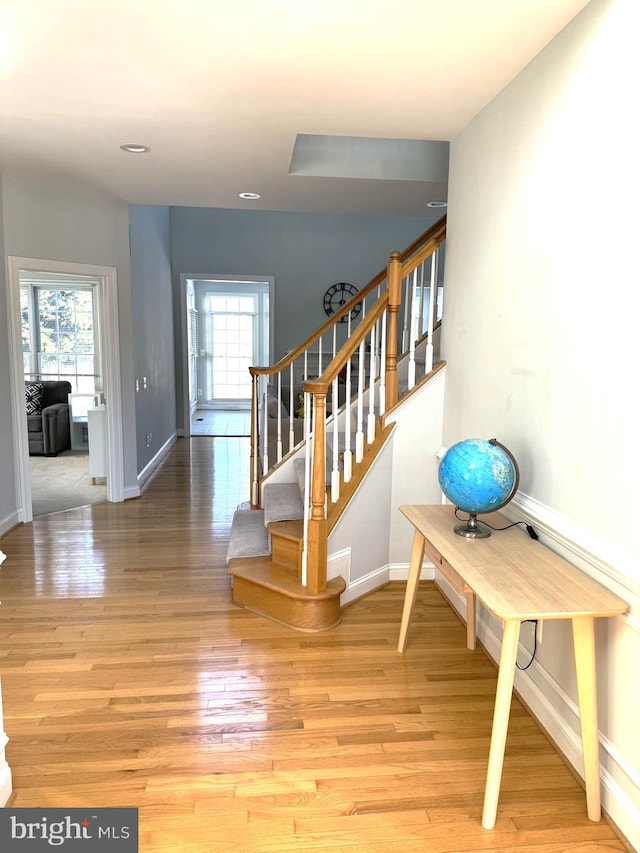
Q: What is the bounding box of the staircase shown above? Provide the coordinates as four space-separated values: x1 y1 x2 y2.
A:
226 216 447 631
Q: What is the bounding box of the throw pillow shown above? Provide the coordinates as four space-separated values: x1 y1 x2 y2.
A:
25 382 44 416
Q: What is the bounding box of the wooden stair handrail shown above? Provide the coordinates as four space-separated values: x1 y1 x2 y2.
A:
303 292 389 395
250 215 446 379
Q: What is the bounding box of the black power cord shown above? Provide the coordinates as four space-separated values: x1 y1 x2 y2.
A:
516 620 538 670
453 507 539 540
452 508 540 669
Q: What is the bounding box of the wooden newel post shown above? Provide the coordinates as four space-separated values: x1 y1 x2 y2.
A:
386 251 402 411
306 391 328 595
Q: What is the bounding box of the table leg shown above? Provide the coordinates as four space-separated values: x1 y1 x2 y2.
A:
572 616 601 821
465 589 476 650
397 529 425 653
481 619 521 829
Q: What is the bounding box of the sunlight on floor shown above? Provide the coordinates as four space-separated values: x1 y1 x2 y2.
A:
190 409 250 436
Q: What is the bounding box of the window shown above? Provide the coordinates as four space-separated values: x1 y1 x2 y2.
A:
205 293 257 404
21 284 99 393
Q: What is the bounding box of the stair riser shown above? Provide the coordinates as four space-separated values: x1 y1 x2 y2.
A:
232 576 342 632
270 533 303 576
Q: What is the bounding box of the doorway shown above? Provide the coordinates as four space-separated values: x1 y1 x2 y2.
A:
20 272 105 515
7 257 125 523
181 276 274 438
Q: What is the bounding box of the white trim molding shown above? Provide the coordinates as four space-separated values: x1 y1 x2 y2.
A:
5 256 125 523
434 496 640 852
389 562 436 582
137 432 177 491
510 492 640 633
0 511 20 538
0 680 12 807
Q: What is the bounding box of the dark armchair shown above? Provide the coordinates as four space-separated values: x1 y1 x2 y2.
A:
25 380 72 456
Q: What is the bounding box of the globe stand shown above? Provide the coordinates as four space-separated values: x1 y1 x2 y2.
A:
454 513 491 539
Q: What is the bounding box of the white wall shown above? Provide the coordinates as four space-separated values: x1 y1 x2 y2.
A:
387 369 446 565
0 175 19 534
441 0 640 844
0 170 138 495
328 434 394 605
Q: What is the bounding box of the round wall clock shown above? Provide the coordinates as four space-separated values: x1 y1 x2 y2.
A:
323 282 361 323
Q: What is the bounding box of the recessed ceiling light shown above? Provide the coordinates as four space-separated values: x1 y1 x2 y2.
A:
239 192 261 200
426 200 448 208
120 143 150 154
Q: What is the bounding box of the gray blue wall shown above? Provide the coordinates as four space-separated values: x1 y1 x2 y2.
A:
0 170 138 509
170 206 435 429
129 205 176 472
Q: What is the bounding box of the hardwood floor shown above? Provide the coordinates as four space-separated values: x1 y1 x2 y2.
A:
0 438 631 851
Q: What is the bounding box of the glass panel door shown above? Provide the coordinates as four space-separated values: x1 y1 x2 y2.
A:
206 294 257 407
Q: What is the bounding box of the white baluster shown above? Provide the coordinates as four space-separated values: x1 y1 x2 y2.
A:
276 371 283 462
301 391 312 588
251 375 259 505
407 269 418 391
331 377 340 502
426 247 437 374
288 363 294 452
367 324 376 445
343 355 352 483
356 339 365 463
379 312 387 416
262 379 269 475
402 275 410 352
418 260 425 340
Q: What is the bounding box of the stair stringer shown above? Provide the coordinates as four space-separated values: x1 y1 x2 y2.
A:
327 365 447 605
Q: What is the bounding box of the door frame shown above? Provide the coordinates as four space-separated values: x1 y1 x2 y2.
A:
180 273 274 437
7 256 125 522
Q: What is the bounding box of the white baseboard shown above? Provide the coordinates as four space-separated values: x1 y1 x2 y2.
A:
341 566 390 606
137 433 177 491
0 759 12 807
436 569 640 850
389 562 436 582
328 548 436 607
0 510 20 538
510 492 640 633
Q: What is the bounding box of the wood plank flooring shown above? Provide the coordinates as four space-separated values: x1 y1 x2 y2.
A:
0 438 631 852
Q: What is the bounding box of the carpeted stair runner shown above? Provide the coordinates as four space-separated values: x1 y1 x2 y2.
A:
226 508 271 563
229 437 345 562
262 482 304 525
294 457 306 495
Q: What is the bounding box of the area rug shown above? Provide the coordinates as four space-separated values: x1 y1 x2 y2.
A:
29 450 107 516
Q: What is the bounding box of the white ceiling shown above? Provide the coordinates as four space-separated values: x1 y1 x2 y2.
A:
0 0 589 216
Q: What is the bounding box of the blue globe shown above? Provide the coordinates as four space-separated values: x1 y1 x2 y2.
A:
438 438 518 514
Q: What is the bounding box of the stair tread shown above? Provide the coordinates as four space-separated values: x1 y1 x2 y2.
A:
229 557 346 600
226 509 271 563
263 482 304 525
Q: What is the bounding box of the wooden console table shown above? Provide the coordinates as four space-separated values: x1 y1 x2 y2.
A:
397 504 628 830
